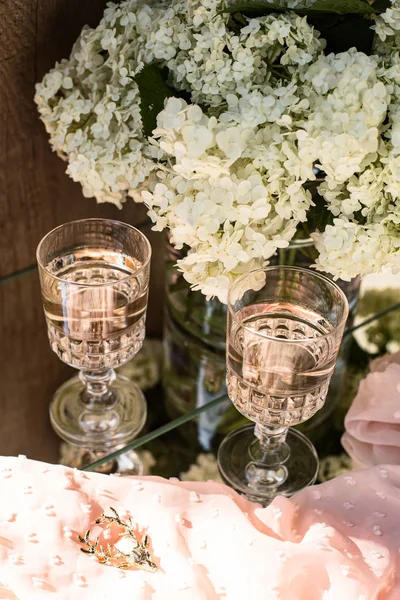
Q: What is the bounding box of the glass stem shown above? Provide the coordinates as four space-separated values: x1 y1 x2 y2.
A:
79 369 118 412
246 424 291 490
254 424 290 466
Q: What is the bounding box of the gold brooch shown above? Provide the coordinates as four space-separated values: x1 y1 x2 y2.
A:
78 507 157 572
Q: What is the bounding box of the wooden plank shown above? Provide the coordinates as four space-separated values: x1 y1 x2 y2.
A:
0 226 164 461
0 0 38 273
0 1 166 460
0 269 64 462
0 0 149 279
35 0 110 80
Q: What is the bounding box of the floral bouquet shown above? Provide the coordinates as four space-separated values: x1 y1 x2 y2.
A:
35 0 400 302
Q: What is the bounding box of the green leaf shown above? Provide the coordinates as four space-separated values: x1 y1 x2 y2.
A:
223 1 285 13
224 0 378 14
370 0 391 11
135 64 176 137
306 0 376 13
309 13 376 53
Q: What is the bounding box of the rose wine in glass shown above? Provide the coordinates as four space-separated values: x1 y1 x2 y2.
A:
42 250 148 370
37 219 151 474
218 267 348 505
228 302 337 428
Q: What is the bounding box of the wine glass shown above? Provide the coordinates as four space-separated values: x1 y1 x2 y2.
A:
218 266 349 505
36 219 151 473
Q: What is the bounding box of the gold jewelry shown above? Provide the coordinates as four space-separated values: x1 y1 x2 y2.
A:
78 507 157 572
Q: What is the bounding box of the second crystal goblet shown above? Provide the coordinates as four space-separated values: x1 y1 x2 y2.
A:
37 219 151 473
218 266 349 505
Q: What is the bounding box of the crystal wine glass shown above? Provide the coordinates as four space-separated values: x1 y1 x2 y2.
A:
36 219 151 473
218 266 349 504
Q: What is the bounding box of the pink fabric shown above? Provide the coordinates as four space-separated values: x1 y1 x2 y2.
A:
1 456 400 599
342 351 400 468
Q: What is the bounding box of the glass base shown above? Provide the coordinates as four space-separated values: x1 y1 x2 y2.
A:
59 442 144 475
50 373 147 452
218 424 318 505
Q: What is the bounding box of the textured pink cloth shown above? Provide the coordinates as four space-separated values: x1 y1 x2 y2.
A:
1 456 400 598
342 351 400 468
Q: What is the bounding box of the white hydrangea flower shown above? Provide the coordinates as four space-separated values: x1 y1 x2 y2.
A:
372 0 400 41
35 0 400 299
297 50 390 186
311 37 400 282
313 216 400 282
146 1 324 108
35 0 164 207
142 97 313 301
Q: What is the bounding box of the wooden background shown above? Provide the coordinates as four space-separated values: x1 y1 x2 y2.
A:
0 1 164 461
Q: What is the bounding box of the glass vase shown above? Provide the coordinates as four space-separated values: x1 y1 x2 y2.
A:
162 236 360 450
163 240 231 451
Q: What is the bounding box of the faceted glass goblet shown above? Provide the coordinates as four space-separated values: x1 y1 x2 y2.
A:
37 219 151 473
218 266 349 505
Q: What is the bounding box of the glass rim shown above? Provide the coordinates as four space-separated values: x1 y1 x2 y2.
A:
227 265 349 343
36 218 152 287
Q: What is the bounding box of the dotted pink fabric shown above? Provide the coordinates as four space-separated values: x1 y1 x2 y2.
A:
1 456 400 599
